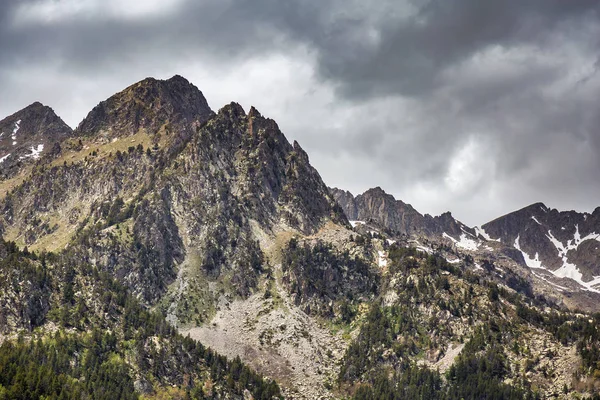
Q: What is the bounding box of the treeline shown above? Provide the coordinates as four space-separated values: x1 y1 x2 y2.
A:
0 239 282 399
347 315 538 400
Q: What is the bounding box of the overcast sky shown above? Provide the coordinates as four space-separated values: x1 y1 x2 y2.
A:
1 0 600 225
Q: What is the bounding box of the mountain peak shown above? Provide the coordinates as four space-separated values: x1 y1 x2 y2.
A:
248 106 263 118
166 74 190 84
363 186 391 198
25 101 45 110
76 75 213 140
217 102 247 123
0 101 72 177
522 202 548 213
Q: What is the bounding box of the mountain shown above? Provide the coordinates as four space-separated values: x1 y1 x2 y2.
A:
0 75 347 398
482 203 600 292
330 186 475 238
2 76 600 399
0 102 72 180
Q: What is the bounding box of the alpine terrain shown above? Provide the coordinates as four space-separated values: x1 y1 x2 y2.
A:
0 76 599 399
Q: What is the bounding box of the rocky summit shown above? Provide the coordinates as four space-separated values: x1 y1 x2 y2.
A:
0 76 600 400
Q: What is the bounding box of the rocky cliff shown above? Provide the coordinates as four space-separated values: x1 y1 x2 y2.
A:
330 186 474 237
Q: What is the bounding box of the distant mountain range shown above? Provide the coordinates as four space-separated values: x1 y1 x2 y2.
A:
331 186 600 300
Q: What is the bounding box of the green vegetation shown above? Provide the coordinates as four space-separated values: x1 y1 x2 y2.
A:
0 239 281 399
281 238 378 318
337 243 600 399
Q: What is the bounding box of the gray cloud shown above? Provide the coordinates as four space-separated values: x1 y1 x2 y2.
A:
1 0 600 225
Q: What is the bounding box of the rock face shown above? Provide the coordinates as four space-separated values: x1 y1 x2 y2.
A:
482 203 600 290
0 102 72 179
330 186 473 237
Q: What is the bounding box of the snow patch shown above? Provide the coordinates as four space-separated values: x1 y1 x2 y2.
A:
443 232 479 251
11 120 21 146
531 271 569 292
19 144 44 160
377 251 387 268
513 227 600 292
544 226 600 292
0 153 11 163
416 245 433 254
514 235 544 269
460 226 476 238
474 226 501 242
531 216 542 225
349 220 365 228
386 239 396 245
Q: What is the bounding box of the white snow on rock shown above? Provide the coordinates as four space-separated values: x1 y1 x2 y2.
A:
514 227 600 292
443 232 479 251
386 239 396 245
460 226 476 237
416 245 433 254
377 250 388 268
349 220 365 228
544 226 600 292
0 153 11 163
531 216 542 225
531 271 569 292
410 240 433 254
474 226 501 242
513 235 544 269
19 144 44 160
11 120 21 146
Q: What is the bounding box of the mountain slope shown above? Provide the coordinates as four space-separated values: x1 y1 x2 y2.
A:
0 238 281 399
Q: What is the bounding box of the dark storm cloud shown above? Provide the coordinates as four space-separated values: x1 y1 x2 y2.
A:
1 0 600 224
311 0 600 98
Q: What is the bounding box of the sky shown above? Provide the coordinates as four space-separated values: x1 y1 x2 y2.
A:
1 0 600 226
